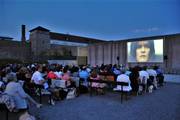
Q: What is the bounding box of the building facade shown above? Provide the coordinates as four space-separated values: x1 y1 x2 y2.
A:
0 25 103 65
1 25 180 74
88 34 180 74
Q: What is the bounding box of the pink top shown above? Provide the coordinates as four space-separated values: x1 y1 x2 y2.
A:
61 73 70 81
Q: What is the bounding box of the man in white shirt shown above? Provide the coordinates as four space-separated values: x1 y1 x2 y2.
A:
31 66 48 89
31 66 55 105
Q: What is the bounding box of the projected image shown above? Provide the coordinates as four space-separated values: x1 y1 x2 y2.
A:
127 39 163 62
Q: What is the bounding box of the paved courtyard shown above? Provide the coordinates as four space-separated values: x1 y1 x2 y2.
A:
1 83 180 120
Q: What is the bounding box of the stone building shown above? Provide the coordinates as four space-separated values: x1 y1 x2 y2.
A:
1 25 180 73
0 36 31 63
29 26 104 64
0 25 104 65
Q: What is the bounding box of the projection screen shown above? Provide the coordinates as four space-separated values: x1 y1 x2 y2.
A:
127 39 163 62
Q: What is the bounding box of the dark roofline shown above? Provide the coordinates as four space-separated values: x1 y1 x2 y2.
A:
0 36 13 40
50 32 105 43
110 33 180 42
29 26 50 32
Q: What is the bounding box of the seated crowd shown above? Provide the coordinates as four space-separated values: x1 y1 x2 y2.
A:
0 63 164 119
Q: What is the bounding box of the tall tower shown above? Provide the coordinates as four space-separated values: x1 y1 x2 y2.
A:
21 25 26 45
29 26 50 61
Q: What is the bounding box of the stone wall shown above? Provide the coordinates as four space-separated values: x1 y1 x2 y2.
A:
30 30 50 57
0 40 31 62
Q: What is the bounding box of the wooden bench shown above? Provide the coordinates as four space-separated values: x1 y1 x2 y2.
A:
99 74 115 81
88 79 129 103
33 84 52 104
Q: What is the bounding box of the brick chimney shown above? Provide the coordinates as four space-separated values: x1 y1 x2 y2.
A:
21 25 26 45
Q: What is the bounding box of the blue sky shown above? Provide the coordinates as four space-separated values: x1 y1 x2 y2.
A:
0 0 180 41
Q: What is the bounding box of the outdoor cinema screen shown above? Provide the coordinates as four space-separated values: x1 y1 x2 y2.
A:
127 39 163 63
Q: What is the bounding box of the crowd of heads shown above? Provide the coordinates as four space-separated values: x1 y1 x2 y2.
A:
0 63 163 83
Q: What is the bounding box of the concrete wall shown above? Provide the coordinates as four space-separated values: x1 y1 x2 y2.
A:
77 47 88 65
77 47 88 57
88 41 126 66
165 35 180 73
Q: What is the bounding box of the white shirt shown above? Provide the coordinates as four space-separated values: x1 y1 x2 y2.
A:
147 69 157 77
139 70 149 79
31 71 49 89
31 71 44 84
114 74 132 91
139 70 149 84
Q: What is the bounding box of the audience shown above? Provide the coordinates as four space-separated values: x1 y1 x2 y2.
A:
0 62 166 119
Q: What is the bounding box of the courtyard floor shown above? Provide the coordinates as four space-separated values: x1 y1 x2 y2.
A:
1 83 180 120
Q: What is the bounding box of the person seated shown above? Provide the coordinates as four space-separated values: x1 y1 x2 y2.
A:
61 67 75 88
125 67 132 76
139 66 153 93
147 67 158 89
23 70 33 94
16 67 26 81
114 70 132 92
70 66 79 77
70 66 80 88
31 65 48 89
90 69 106 94
129 67 139 95
154 66 164 86
113 67 121 80
79 66 89 86
47 68 58 80
4 73 42 110
31 65 55 105
54 65 63 79
0 80 5 92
